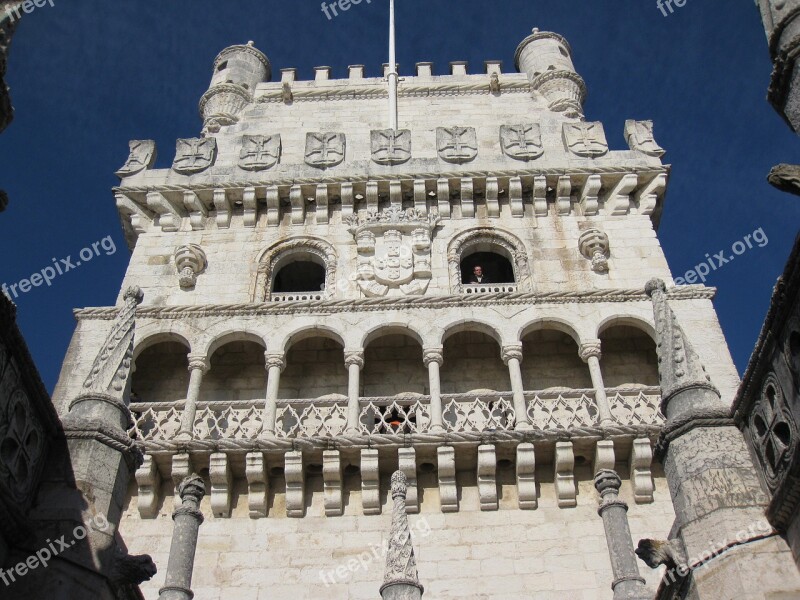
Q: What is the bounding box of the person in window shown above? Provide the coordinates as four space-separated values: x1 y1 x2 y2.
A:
469 265 492 284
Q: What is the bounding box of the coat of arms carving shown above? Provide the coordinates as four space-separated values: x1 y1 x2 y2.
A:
624 120 665 157
436 127 478 164
173 137 218 174
239 134 282 171
500 124 544 161
562 122 608 158
305 132 346 168
345 206 440 297
371 129 412 165
116 140 156 177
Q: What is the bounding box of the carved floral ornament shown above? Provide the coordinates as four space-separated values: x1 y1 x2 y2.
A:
0 389 45 504
447 228 533 293
751 373 797 491
344 207 441 298
252 237 338 301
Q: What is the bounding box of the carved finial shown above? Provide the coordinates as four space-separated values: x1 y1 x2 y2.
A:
247 40 255 46
178 474 206 504
381 470 424 599
82 286 143 396
532 27 540 34
645 279 722 416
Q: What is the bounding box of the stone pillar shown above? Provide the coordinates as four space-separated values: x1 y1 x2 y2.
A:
594 470 650 600
262 352 285 436
176 354 209 440
158 475 206 600
637 280 800 598
579 340 615 425
423 347 444 432
502 344 532 430
345 350 365 433
380 471 424 600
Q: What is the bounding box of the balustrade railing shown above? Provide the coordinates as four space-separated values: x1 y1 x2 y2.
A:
461 284 518 294
270 292 326 302
127 387 664 442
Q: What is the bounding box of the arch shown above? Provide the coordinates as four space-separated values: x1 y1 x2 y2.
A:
204 329 268 359
440 319 505 347
596 315 656 342
359 322 426 350
598 320 659 388
133 328 192 360
518 318 583 347
441 329 508 394
447 227 532 293
252 236 338 301
283 325 347 354
280 335 347 400
131 339 190 404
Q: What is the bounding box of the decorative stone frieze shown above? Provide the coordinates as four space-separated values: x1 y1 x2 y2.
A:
305 132 346 168
371 129 412 165
116 140 156 177
624 120 665 157
500 124 544 160
238 134 281 171
174 244 207 290
578 228 611 273
172 138 217 174
563 122 608 158
436 126 477 163
345 206 440 297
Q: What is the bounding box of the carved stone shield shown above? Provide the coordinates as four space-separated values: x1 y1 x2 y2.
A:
373 230 414 284
116 140 156 177
239 134 281 171
624 120 665 157
500 124 544 161
563 122 608 158
305 132 346 168
371 129 412 165
173 137 218 174
436 127 478 164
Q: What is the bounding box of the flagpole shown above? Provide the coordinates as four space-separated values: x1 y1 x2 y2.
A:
388 0 398 130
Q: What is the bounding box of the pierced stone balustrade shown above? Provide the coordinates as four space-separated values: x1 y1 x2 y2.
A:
128 387 663 445
461 283 518 294
270 292 326 302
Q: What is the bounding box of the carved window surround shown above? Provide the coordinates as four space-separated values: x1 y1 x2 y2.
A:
447 227 532 294
252 237 338 302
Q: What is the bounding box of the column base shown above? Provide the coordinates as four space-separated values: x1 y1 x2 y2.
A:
515 421 534 432
429 424 445 433
174 431 193 442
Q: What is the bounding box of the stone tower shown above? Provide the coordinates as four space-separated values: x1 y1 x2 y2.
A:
53 26 750 599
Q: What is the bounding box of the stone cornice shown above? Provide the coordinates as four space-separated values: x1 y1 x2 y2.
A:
114 165 668 196
74 287 716 321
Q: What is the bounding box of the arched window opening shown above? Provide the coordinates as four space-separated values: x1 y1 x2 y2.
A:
279 337 347 400
440 331 507 394
460 251 515 285
521 329 590 391
599 325 659 388
131 341 189 404
272 260 326 294
362 334 427 397
199 341 266 403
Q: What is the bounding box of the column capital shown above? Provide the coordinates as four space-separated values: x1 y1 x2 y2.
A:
423 347 444 367
344 350 365 369
264 352 286 372
579 340 602 362
501 344 523 365
187 354 210 373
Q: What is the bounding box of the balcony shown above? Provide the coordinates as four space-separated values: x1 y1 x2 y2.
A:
128 387 662 445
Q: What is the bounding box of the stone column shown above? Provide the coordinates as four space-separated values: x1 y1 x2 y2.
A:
262 352 285 437
579 340 615 425
380 471 424 600
594 470 650 600
637 279 800 598
423 347 444 432
158 475 206 600
502 344 532 430
176 354 209 440
345 350 365 433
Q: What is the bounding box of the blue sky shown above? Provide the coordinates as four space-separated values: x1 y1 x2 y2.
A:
0 1 798 391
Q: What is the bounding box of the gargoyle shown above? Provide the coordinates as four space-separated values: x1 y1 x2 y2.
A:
635 538 687 571
768 164 800 196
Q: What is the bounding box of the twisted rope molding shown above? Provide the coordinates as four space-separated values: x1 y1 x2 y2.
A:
135 423 663 455
254 81 532 103
74 288 715 320
113 166 668 195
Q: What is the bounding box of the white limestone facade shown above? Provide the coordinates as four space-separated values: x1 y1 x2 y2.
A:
52 29 741 600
